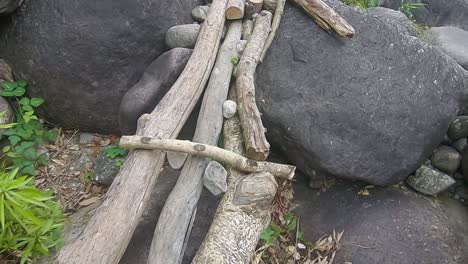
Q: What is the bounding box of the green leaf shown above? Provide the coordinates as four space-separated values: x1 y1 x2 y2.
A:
2 145 11 153
21 165 36 176
30 98 45 107
19 98 30 106
17 80 28 88
22 104 33 112
23 148 38 161
1 82 18 92
0 123 17 129
105 145 126 159
8 135 21 147
0 195 4 230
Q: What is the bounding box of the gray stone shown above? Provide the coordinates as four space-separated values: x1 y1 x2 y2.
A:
93 147 125 186
448 116 468 141
430 146 462 175
407 165 455 195
165 24 200 49
452 138 468 153
222 100 237 119
119 48 192 134
191 5 209 22
256 1 468 185
0 0 202 133
380 0 468 31
166 151 188 170
0 0 22 14
427 26 468 70
78 132 98 145
203 160 227 196
461 149 468 182
294 175 468 264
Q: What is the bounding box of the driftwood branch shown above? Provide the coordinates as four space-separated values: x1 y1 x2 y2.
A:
292 0 355 38
248 0 263 13
192 89 277 263
242 19 254 40
146 20 243 264
226 0 245 20
235 10 272 161
260 0 286 62
120 136 296 179
55 0 228 263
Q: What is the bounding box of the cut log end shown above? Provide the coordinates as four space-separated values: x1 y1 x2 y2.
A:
226 0 245 20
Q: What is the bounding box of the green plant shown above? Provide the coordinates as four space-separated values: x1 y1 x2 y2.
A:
82 170 96 183
0 168 64 263
104 144 126 159
230 56 239 66
399 0 425 19
342 0 379 9
260 213 302 246
1 81 57 176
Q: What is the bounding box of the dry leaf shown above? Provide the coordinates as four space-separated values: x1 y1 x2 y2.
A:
79 196 100 206
358 189 369 196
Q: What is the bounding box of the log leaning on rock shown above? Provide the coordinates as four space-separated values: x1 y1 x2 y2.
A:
145 20 242 264
291 0 355 38
235 10 273 161
192 91 277 263
119 136 296 179
55 0 228 263
226 0 245 20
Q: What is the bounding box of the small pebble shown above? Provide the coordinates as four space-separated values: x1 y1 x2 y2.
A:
223 100 237 119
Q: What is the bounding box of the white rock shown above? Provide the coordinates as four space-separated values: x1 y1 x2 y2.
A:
203 160 227 196
165 24 200 49
167 151 188 170
223 100 237 119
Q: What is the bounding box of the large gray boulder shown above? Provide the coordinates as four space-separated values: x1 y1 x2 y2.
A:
119 48 192 135
427 26 468 70
0 0 22 14
256 1 468 185
380 0 468 30
0 0 201 133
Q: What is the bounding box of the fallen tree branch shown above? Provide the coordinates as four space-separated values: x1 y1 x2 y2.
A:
120 136 296 179
55 0 228 263
242 19 254 40
192 89 277 263
226 0 245 20
260 0 286 62
146 20 243 264
235 10 272 161
291 0 355 38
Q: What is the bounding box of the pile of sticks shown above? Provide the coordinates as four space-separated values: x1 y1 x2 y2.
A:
56 0 353 263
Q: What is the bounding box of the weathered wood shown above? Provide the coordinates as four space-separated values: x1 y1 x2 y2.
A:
248 0 263 12
263 0 278 11
292 0 355 38
192 89 277 264
260 0 286 62
242 19 254 40
120 136 296 179
146 20 242 264
167 151 188 169
226 0 245 20
235 10 272 161
55 0 228 263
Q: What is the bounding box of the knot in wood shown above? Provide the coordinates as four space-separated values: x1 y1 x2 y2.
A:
141 137 151 144
194 144 206 152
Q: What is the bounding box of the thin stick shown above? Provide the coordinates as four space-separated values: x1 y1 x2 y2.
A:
260 0 286 62
120 136 296 179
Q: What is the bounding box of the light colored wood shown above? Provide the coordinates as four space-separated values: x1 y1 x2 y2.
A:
146 20 243 264
263 0 278 11
55 0 228 263
260 0 286 62
248 0 263 12
292 0 355 38
120 136 296 179
192 89 277 264
226 0 245 20
235 10 272 161
242 19 254 40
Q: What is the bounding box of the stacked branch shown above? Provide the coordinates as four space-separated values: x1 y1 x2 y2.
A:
235 10 273 161
192 89 278 263
226 0 246 19
292 0 355 38
55 0 228 263
145 20 243 264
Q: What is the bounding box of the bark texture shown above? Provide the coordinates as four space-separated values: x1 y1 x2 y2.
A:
260 0 286 62
55 0 227 263
235 10 272 161
146 19 242 264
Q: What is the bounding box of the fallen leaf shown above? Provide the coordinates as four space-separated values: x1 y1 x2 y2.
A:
79 196 100 206
358 189 370 196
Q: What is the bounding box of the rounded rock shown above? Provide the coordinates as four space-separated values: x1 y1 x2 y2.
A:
451 138 468 153
222 100 237 119
448 116 468 141
191 5 209 22
165 24 200 49
203 160 227 196
430 146 462 175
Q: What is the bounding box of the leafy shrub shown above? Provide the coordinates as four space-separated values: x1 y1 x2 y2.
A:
342 0 424 19
0 168 64 264
1 81 58 176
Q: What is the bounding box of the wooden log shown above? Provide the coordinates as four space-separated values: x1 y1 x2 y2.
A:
55 0 228 263
291 0 355 38
235 10 272 161
248 0 263 13
192 89 277 264
263 0 278 11
146 20 243 264
120 136 296 179
260 0 286 62
242 19 254 40
226 0 245 20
